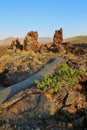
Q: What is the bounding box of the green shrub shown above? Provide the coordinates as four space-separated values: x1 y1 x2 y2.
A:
35 62 84 94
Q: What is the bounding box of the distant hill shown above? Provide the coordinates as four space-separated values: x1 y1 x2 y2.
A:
64 35 87 44
1 36 87 46
38 37 52 42
0 37 52 46
0 37 24 46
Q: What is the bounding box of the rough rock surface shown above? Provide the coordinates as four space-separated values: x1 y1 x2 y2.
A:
0 85 87 130
23 31 40 51
62 42 87 55
52 29 66 54
53 28 63 45
10 38 23 51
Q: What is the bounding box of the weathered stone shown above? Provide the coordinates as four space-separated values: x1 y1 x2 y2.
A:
62 42 73 53
75 92 86 109
10 38 23 51
52 28 66 54
53 28 63 46
23 31 40 51
62 42 87 55
39 44 48 53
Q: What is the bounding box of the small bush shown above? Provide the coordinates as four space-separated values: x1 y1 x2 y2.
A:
35 62 84 94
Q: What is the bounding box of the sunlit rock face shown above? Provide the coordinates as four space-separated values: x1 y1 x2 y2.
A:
23 31 40 51
53 28 63 46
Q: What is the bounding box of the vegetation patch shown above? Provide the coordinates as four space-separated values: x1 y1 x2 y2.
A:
35 62 84 94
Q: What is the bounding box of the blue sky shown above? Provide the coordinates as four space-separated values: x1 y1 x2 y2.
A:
0 0 87 39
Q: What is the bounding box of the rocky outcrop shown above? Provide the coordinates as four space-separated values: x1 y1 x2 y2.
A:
10 38 23 51
23 31 40 51
53 28 63 46
52 28 66 54
39 43 51 53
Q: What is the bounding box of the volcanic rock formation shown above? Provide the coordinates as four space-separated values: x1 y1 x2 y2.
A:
52 28 65 54
23 31 40 51
10 38 23 51
53 28 63 45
